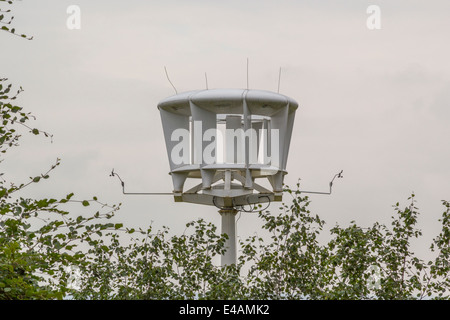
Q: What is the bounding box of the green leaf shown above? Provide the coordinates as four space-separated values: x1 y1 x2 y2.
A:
36 199 48 208
32 128 39 135
82 200 90 207
114 223 123 230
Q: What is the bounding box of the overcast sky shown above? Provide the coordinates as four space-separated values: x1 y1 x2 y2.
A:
2 0 450 261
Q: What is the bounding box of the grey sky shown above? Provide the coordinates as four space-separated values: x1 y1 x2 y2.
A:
2 0 450 260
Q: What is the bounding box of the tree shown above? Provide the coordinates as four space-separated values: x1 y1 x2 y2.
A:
1 1 122 299
0 0 33 40
0 76 124 299
66 184 449 300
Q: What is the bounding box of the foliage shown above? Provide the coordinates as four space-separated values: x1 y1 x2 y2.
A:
0 0 33 40
1 3 121 299
236 186 450 300
60 184 450 300
70 220 241 300
0 78 121 299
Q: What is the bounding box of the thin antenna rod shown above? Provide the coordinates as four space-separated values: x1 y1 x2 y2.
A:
164 66 178 94
110 169 173 196
246 58 249 89
205 72 209 90
277 67 282 93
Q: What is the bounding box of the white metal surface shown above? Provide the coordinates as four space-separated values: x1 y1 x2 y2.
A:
158 88 299 208
219 208 238 266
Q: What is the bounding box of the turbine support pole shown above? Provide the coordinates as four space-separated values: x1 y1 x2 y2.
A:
219 207 238 266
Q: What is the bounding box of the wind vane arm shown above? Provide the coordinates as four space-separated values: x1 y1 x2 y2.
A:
110 169 172 195
110 169 125 190
295 170 344 195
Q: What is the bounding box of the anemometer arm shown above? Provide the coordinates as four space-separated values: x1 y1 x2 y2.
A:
110 169 173 195
110 168 343 199
294 170 343 195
